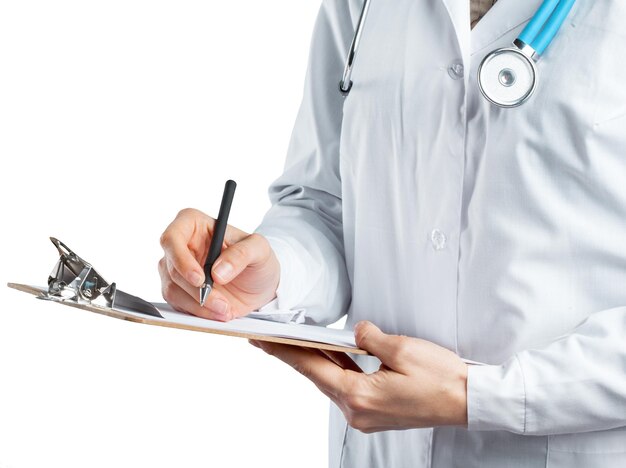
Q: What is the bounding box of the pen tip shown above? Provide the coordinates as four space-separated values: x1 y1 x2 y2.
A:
199 285 211 306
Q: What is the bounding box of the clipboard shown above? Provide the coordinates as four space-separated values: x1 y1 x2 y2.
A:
7 282 367 355
7 237 485 364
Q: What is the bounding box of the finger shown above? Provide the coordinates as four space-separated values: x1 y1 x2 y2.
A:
165 257 200 299
173 208 249 259
249 340 359 372
211 233 270 285
255 341 349 397
160 274 233 322
354 321 404 370
160 224 206 288
160 255 257 320
163 258 239 319
159 256 198 303
318 349 364 373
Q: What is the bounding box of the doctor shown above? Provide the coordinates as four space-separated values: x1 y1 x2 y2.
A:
158 0 626 466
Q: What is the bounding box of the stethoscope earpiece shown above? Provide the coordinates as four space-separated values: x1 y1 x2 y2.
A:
339 80 353 96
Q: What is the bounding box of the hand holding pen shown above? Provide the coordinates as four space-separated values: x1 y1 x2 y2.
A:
158 180 281 321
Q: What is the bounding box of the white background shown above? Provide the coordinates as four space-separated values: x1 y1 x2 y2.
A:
0 1 334 467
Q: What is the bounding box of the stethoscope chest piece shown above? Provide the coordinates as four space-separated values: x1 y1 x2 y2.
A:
478 47 537 108
476 0 576 108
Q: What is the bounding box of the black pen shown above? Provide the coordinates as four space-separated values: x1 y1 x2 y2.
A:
200 179 237 306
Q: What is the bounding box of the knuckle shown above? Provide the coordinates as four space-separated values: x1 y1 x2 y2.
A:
344 412 356 428
229 242 250 263
392 337 412 362
337 377 354 402
292 361 311 378
345 393 362 413
248 233 266 249
177 207 197 218
159 232 169 248
339 379 371 431
346 414 367 433
261 345 276 357
159 230 174 248
358 425 375 434
249 233 270 258
344 407 373 433
344 384 369 413
165 260 177 278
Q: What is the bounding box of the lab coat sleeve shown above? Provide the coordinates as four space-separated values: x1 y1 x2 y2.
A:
253 0 358 325
467 305 626 435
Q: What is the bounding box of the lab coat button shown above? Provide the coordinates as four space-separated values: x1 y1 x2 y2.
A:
431 229 447 250
447 62 464 80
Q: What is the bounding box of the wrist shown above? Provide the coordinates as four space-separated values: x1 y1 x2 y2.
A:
457 364 469 426
442 362 468 427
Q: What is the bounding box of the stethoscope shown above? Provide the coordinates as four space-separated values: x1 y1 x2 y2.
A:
339 0 576 108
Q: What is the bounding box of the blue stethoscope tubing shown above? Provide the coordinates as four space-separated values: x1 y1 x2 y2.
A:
518 0 576 55
339 0 577 108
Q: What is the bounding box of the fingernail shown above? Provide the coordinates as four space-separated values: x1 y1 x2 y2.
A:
213 261 234 282
207 298 230 319
189 271 204 287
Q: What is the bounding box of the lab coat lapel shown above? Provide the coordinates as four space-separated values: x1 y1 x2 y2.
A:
435 0 543 69
470 0 543 56
438 0 471 70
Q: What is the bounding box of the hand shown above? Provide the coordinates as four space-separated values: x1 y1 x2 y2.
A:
250 321 468 433
158 208 280 321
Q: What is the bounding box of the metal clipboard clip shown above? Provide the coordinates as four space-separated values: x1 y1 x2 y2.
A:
40 237 163 318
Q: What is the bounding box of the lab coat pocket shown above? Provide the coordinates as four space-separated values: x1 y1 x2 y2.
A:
547 427 626 468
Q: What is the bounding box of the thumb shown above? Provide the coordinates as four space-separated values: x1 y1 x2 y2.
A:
210 233 270 285
354 321 403 369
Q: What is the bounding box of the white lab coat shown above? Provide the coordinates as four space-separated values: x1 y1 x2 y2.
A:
254 0 626 466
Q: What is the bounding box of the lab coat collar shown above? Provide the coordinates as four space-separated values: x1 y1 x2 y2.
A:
469 0 542 56
439 0 543 60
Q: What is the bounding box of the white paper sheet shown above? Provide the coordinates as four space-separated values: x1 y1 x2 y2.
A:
17 284 357 349
150 302 358 348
